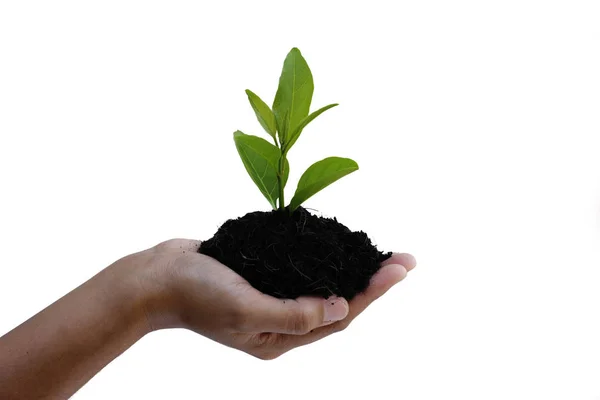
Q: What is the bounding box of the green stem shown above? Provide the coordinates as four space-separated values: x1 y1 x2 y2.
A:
277 153 285 210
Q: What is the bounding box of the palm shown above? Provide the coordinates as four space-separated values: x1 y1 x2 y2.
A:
156 239 415 360
203 252 415 359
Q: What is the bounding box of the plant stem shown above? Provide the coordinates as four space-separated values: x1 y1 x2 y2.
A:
278 153 285 210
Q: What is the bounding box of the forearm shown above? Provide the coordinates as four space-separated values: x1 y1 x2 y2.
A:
0 257 150 399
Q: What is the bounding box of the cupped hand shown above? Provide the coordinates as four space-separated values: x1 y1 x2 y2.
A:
130 239 416 360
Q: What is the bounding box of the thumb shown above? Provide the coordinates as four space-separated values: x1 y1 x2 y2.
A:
244 295 349 335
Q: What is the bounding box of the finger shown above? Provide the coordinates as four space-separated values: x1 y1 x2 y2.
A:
382 253 417 272
239 293 349 335
278 263 408 349
347 263 408 319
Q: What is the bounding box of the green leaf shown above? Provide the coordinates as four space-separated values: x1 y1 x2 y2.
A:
245 89 277 141
272 48 314 146
283 103 338 155
289 157 359 212
233 131 284 209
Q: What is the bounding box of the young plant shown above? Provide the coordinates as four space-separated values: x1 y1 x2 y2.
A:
234 47 358 213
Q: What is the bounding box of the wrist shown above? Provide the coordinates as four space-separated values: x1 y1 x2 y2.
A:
99 255 157 337
113 250 183 332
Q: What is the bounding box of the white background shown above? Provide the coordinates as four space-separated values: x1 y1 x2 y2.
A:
1 1 600 399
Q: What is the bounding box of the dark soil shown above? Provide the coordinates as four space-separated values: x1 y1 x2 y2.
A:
198 206 391 301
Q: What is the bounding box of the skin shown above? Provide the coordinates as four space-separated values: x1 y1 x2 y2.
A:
0 239 416 399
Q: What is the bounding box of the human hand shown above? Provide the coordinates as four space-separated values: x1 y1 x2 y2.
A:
128 239 416 360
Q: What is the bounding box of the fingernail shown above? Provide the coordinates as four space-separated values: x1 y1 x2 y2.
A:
323 297 349 323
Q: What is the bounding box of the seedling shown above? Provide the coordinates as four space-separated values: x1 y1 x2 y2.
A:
234 47 358 212
200 47 391 300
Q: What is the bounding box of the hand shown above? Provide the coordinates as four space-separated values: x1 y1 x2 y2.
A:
0 238 416 399
131 239 417 360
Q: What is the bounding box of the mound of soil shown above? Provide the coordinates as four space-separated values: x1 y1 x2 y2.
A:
199 207 391 300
